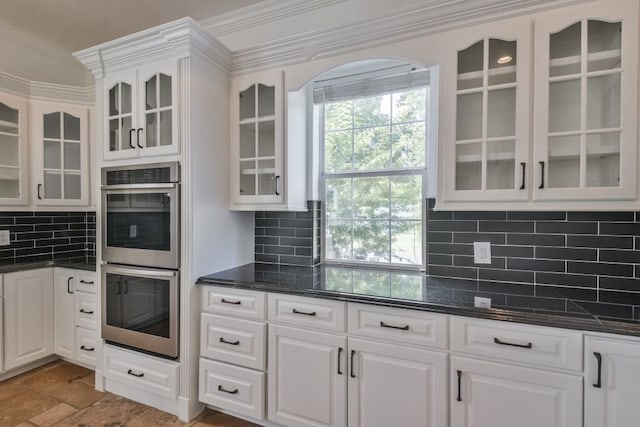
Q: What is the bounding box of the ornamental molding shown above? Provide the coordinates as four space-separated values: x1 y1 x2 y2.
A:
0 71 94 104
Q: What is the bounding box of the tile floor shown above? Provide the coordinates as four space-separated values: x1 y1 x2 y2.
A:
0 360 259 427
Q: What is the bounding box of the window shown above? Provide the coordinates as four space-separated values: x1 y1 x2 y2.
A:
317 66 429 267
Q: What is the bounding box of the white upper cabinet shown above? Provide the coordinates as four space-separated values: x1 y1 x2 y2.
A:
0 92 28 205
441 19 531 204
532 0 638 201
30 101 89 205
103 60 179 161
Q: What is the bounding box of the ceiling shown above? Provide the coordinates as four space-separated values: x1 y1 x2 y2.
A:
0 0 264 52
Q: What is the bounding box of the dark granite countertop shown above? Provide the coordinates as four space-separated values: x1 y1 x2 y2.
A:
0 259 96 274
197 262 640 338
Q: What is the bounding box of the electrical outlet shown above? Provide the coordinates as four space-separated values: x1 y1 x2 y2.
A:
473 241 491 264
474 296 492 309
0 230 10 246
129 224 137 238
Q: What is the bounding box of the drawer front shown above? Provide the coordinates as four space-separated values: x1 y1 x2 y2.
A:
200 313 266 370
348 303 448 349
75 328 97 368
75 292 97 330
76 271 97 294
202 286 266 320
268 293 346 332
451 316 583 371
199 358 265 420
104 344 179 400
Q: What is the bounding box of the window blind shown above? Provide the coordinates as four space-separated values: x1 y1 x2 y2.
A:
313 65 429 104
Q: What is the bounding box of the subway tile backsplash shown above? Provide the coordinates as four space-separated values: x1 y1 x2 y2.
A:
426 198 640 320
0 211 96 266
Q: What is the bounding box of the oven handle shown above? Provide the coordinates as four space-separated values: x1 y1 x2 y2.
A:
101 183 177 191
104 265 178 278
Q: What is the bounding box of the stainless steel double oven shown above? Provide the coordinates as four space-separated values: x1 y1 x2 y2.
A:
101 162 180 359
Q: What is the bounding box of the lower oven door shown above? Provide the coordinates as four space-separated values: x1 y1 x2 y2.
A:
102 264 179 359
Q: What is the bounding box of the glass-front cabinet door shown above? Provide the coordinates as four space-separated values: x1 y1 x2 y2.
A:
231 71 284 207
103 61 178 161
0 93 28 204
31 102 89 205
441 20 531 204
533 0 638 201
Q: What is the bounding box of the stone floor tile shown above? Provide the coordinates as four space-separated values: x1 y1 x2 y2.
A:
47 380 104 409
77 372 95 386
28 403 77 427
125 406 190 427
192 409 260 427
0 388 59 427
51 393 147 427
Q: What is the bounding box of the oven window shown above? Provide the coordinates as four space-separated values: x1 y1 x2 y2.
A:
105 192 171 251
106 273 171 338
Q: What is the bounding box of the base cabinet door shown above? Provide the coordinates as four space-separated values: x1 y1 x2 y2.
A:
4 269 54 370
53 268 76 359
585 336 640 427
268 324 347 427
451 356 582 427
348 338 448 427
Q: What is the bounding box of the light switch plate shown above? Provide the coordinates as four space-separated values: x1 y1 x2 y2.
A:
474 296 492 309
473 241 491 264
0 230 10 246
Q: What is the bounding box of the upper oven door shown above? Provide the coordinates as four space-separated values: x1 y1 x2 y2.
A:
102 183 179 269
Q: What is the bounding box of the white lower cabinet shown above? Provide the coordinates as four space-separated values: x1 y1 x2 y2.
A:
451 356 582 427
4 269 54 370
268 324 347 427
348 338 447 427
54 268 76 359
584 336 640 427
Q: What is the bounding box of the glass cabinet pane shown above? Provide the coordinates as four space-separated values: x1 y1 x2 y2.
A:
44 112 61 139
588 20 621 72
159 74 172 108
64 113 80 141
146 75 157 110
239 160 256 196
550 22 581 77
109 85 119 116
122 83 132 114
44 172 61 199
457 41 483 90
549 79 581 132
487 88 516 138
258 159 276 195
0 134 18 166
258 120 275 157
455 143 482 190
0 103 19 132
159 111 171 146
109 119 119 151
488 39 517 86
456 92 482 140
64 142 81 170
64 173 81 199
44 140 61 169
146 113 157 147
239 85 256 120
240 122 256 158
548 135 580 188
487 140 515 190
587 74 620 129
122 116 133 150
258 84 275 117
586 133 620 187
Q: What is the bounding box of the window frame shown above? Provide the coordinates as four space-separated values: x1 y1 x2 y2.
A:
318 85 430 271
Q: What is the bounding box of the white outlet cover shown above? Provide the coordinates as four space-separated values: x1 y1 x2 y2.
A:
0 230 10 246
473 241 491 264
474 296 492 309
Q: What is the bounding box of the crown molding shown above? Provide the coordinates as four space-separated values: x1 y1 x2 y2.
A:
229 0 586 73
0 71 94 104
74 17 232 79
201 0 347 37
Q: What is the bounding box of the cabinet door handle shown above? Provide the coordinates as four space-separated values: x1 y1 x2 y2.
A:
79 280 94 285
116 280 122 295
520 162 526 190
379 321 409 331
350 350 356 378
457 370 462 402
136 128 144 149
221 298 241 305
127 369 144 378
292 308 317 316
79 309 94 314
538 161 545 189
337 347 343 375
123 279 129 294
219 337 240 346
593 352 602 388
67 277 74 294
217 385 239 395
494 337 532 349
129 128 136 149
80 345 95 352
275 175 280 196
37 184 43 200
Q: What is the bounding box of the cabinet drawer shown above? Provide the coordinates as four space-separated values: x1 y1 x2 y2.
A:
451 316 583 371
75 328 97 368
199 358 265 420
76 271 97 294
104 344 179 400
202 286 266 320
348 303 448 349
200 313 266 370
76 292 97 330
268 293 346 332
